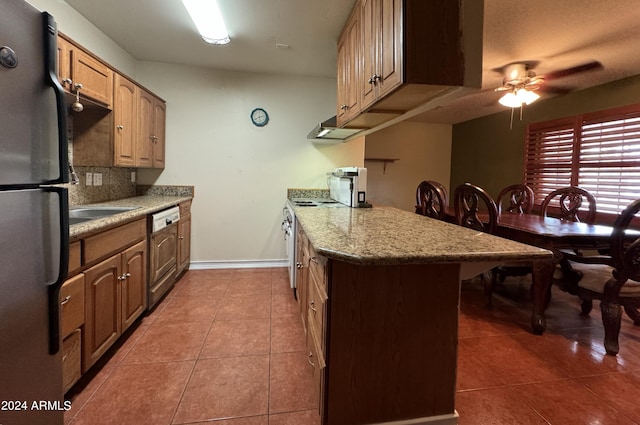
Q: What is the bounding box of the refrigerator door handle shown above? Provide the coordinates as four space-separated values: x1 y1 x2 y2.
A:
45 187 69 355
43 12 69 185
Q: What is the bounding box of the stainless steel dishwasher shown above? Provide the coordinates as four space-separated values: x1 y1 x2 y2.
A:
147 206 180 309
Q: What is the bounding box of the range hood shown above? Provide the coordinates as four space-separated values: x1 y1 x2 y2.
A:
307 116 364 141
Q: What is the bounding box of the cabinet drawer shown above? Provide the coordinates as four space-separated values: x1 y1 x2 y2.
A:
84 218 145 264
60 274 85 339
308 250 327 292
62 329 81 393
306 323 324 411
69 241 81 275
307 271 327 350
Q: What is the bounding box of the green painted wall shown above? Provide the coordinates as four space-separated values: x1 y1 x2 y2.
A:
451 74 640 200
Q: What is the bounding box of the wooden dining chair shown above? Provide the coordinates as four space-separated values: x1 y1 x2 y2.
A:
540 186 597 224
494 184 536 284
453 183 504 306
415 180 448 220
497 184 534 215
453 183 497 233
562 198 640 355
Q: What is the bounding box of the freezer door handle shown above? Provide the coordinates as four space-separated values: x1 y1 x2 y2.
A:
42 12 69 185
46 187 69 354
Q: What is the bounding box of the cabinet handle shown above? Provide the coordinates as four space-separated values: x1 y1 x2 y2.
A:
116 125 124 130
374 74 381 82
340 104 348 110
60 295 71 306
307 352 315 367
309 300 317 312
124 273 131 278
179 236 185 240
62 78 73 87
368 75 375 85
296 262 303 269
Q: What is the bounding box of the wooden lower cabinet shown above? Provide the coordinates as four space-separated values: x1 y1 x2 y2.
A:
83 239 146 372
60 274 85 393
177 200 192 275
296 226 460 425
121 241 147 331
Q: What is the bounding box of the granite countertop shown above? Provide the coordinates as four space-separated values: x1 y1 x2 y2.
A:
69 194 193 241
292 203 552 266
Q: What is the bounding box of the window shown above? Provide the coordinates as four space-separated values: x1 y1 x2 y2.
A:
524 105 640 218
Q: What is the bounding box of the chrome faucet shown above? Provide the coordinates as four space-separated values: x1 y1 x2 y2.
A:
68 163 80 185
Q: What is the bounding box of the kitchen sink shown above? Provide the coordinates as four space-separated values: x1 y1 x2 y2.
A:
69 206 139 219
69 216 94 225
68 206 139 225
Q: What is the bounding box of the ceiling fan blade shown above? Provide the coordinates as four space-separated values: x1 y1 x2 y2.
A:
543 61 603 81
538 85 572 95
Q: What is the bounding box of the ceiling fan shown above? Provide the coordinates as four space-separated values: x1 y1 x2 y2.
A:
494 60 603 107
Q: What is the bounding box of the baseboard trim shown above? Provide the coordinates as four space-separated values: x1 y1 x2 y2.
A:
370 412 458 425
188 259 288 270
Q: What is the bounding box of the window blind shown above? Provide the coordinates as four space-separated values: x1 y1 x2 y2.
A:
524 105 640 217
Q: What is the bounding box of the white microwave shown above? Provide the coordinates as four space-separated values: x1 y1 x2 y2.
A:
328 167 367 207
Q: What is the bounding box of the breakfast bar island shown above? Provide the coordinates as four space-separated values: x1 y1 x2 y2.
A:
291 204 551 425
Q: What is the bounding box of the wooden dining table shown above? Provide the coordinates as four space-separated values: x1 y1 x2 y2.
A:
493 213 621 334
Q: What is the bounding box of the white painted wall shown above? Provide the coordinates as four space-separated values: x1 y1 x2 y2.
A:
364 121 452 212
135 62 364 265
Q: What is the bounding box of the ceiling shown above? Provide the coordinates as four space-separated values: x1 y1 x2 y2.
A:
65 0 640 124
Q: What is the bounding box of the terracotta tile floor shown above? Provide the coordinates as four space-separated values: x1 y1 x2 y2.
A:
65 268 640 425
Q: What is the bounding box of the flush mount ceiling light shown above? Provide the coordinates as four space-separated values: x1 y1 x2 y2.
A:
181 0 230 45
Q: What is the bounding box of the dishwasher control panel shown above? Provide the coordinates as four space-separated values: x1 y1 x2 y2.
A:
151 206 180 232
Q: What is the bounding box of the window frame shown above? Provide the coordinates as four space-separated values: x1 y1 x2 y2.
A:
523 104 640 224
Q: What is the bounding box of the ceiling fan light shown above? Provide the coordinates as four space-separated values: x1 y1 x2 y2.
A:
181 0 230 45
516 88 540 105
499 91 521 108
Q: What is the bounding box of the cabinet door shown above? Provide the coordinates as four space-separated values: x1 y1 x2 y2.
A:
360 0 378 110
376 0 402 98
57 36 72 91
177 213 191 275
136 89 154 167
121 240 147 331
336 6 360 126
114 74 137 167
83 254 121 371
72 48 113 107
152 98 166 168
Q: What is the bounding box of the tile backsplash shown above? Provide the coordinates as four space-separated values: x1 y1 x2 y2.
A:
66 166 136 206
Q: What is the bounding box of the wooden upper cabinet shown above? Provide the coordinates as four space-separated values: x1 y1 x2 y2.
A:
57 34 113 108
114 74 137 167
137 89 166 168
57 36 72 91
336 5 361 127
338 0 483 127
152 99 166 168
359 0 402 111
136 89 154 168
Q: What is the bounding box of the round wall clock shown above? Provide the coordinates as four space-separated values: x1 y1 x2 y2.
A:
250 107 269 127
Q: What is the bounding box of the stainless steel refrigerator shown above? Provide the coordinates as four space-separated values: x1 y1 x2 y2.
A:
0 1 69 424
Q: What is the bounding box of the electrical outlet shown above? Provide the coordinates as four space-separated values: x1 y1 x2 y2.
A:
85 172 93 186
131 171 136 183
93 172 102 186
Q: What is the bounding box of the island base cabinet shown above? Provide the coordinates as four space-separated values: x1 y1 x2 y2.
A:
323 261 461 425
